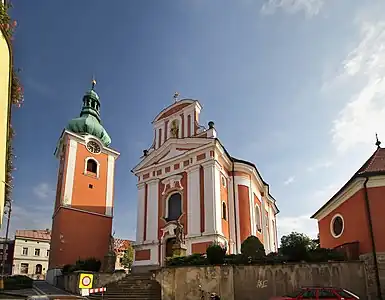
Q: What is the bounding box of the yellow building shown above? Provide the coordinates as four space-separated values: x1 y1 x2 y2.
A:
0 0 14 227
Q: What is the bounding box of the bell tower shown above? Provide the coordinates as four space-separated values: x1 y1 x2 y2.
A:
48 80 120 271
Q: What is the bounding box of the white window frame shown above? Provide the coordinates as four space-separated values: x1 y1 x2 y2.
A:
255 204 262 233
164 192 183 220
84 157 100 178
330 213 344 238
22 247 28 256
222 201 228 220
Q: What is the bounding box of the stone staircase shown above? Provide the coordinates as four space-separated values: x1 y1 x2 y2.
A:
87 273 161 300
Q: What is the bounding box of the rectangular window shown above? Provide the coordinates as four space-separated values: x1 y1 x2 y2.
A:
20 263 28 274
46 250 50 257
35 249 40 256
22 247 28 256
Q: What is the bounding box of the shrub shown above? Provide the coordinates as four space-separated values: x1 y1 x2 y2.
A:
280 232 317 261
206 243 226 265
224 254 248 265
307 248 346 262
241 236 265 260
166 253 208 266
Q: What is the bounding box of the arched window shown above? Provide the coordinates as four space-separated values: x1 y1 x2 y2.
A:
166 193 182 222
86 159 98 174
255 204 262 233
222 202 227 220
35 264 42 275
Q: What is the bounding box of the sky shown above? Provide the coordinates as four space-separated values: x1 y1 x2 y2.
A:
4 0 385 242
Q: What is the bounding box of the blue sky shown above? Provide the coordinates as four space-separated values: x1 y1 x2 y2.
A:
4 0 385 241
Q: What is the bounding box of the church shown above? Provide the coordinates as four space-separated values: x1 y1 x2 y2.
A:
132 94 279 271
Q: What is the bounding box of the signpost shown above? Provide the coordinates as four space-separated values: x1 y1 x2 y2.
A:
79 273 93 296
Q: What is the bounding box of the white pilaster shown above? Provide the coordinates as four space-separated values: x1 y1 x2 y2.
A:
155 129 159 150
184 113 189 137
105 155 115 216
63 139 77 206
190 113 195 136
228 177 236 253
146 179 159 242
136 183 146 243
187 165 201 236
213 163 223 235
202 161 222 235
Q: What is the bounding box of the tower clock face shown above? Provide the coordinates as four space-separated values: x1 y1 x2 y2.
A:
86 141 101 154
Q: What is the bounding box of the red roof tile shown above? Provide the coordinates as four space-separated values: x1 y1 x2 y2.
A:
311 147 385 219
113 238 132 251
15 229 51 241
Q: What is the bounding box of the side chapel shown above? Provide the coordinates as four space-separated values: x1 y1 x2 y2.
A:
132 94 279 271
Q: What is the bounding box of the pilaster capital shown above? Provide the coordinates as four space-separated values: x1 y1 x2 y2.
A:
201 159 222 171
137 182 146 189
147 178 160 186
186 164 201 173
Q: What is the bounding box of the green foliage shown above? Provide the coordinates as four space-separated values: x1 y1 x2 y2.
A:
206 243 226 265
241 236 266 259
4 275 33 290
62 257 102 274
166 253 208 266
280 232 317 261
121 245 134 269
307 248 346 262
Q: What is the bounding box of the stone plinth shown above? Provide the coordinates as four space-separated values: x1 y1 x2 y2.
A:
103 253 116 273
172 243 187 257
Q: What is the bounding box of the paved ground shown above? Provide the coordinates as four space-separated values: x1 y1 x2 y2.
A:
33 280 71 296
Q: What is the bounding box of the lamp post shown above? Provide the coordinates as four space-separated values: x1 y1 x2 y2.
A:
0 181 13 290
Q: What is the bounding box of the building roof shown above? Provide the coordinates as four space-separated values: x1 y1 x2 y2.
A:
113 238 132 251
311 146 385 219
15 229 51 241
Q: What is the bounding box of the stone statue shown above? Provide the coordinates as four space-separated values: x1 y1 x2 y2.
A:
108 234 115 253
170 120 179 138
175 220 185 245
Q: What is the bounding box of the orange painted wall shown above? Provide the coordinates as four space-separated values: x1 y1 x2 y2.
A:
238 185 251 243
253 194 263 242
367 185 385 252
318 188 371 254
192 242 212 254
221 176 230 240
49 207 112 268
71 144 108 215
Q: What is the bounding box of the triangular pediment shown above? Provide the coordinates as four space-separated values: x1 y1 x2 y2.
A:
132 138 214 173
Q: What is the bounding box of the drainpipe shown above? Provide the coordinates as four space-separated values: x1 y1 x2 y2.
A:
363 176 382 300
231 160 238 254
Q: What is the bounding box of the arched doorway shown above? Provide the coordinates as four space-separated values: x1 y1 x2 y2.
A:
35 264 42 275
165 238 176 258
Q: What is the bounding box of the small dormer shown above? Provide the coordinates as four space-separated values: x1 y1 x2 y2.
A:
152 98 202 150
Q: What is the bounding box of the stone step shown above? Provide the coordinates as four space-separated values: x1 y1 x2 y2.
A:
88 295 160 300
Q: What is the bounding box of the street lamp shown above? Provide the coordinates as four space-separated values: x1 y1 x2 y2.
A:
0 180 13 290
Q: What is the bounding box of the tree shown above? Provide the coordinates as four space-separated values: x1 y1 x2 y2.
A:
280 232 317 261
206 242 226 265
241 236 265 259
121 245 134 269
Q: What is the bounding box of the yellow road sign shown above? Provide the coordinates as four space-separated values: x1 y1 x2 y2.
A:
79 273 93 289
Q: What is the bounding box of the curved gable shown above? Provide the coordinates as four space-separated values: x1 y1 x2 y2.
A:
152 99 197 124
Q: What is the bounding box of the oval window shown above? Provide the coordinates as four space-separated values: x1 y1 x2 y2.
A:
331 214 344 237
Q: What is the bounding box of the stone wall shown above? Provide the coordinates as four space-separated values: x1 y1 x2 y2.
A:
360 252 385 300
58 271 126 294
155 262 367 300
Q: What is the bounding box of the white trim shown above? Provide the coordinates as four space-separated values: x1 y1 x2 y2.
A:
105 155 115 216
167 115 183 139
146 180 159 242
55 130 120 158
136 184 146 243
84 157 100 178
330 213 344 238
187 165 201 236
63 139 77 206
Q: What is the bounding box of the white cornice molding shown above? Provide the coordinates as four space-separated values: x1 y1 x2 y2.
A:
57 130 120 158
233 162 265 192
134 139 215 175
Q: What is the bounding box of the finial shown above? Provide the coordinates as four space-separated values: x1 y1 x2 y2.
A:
91 76 97 90
376 133 381 148
173 91 180 103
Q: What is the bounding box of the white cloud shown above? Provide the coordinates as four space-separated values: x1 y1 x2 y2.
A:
283 176 295 185
277 214 318 241
260 0 323 18
330 21 385 153
33 183 55 200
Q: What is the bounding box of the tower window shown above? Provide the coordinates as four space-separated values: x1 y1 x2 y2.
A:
222 202 227 220
86 159 98 174
255 204 262 233
165 193 182 222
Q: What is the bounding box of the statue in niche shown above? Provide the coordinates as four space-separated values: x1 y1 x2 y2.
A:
174 220 185 245
170 120 179 138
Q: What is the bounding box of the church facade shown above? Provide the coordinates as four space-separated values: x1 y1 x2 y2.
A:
132 97 279 270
